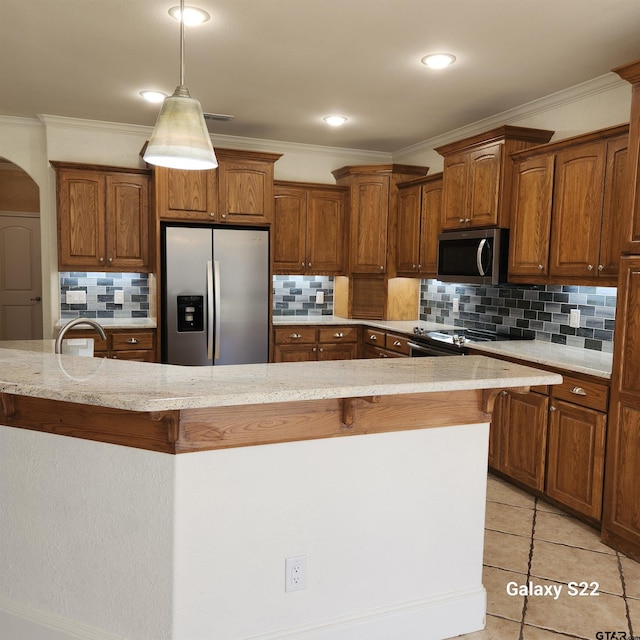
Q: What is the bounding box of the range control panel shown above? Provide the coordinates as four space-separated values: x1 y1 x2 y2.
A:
177 295 204 332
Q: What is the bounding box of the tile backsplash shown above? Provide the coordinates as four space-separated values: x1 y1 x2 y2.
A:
419 280 616 353
59 272 151 319
273 275 334 316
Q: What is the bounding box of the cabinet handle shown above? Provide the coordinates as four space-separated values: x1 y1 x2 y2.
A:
598 264 604 271
308 263 312 268
459 218 465 223
501 390 508 396
587 264 594 271
465 218 471 223
221 213 227 219
301 261 305 268
319 348 324 352
550 405 557 411
570 386 587 396
333 332 344 338
369 334 377 341
312 347 317 352
418 264 422 270
126 338 139 344
379 265 384 270
99 257 105 263
412 264 417 269
393 340 401 347
108 257 113 264
537 264 544 270
290 333 302 339
209 212 215 217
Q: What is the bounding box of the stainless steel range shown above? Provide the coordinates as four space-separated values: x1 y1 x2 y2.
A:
408 327 534 357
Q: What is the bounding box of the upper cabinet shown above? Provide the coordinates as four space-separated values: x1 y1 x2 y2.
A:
273 181 349 275
509 124 629 285
155 148 281 225
332 164 428 274
435 126 554 230
396 173 443 277
52 162 152 272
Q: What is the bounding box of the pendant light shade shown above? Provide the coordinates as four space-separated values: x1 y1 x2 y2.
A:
144 85 217 170
143 0 217 170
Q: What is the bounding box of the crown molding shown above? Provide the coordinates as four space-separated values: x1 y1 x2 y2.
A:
393 72 628 160
0 115 42 128
38 114 150 136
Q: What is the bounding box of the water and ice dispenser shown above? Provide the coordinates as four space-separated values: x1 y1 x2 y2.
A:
177 295 204 332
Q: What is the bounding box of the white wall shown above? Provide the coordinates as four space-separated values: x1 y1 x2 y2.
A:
1 421 490 640
0 72 632 334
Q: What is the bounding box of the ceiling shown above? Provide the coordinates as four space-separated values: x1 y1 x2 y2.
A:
2 0 640 153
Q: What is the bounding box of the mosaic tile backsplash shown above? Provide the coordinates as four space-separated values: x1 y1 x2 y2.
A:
419 280 616 353
59 272 151 319
273 275 334 316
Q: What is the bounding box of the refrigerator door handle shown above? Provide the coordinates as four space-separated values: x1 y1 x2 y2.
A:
206 260 214 360
213 260 222 361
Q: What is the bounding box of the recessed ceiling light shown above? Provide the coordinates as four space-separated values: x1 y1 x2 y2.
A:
140 90 168 103
323 115 348 127
421 53 456 69
168 6 211 25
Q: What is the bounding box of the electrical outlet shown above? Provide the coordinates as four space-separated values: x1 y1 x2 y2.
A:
285 555 307 592
66 290 86 304
114 289 125 304
569 309 581 328
315 291 324 304
452 297 459 313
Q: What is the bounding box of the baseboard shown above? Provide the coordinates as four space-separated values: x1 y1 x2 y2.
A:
246 586 487 640
0 596 124 640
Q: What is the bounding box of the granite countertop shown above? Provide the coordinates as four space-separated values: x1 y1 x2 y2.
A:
0 342 560 413
273 315 613 379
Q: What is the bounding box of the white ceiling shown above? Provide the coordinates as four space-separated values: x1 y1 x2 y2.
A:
2 0 640 152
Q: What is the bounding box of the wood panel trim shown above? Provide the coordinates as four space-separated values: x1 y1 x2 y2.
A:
0 390 496 454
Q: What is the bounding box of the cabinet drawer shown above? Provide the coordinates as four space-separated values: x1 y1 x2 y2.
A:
111 331 155 351
385 333 410 355
318 326 358 343
551 375 608 412
274 327 317 344
364 329 385 346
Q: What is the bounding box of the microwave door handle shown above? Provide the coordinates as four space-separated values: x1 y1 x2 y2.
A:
476 239 487 276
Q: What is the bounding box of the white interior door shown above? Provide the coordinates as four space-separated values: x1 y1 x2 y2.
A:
0 214 43 340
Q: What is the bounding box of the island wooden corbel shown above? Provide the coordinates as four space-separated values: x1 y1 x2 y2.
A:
481 386 530 414
341 396 381 428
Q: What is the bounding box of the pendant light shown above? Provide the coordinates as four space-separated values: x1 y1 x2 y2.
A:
144 0 217 170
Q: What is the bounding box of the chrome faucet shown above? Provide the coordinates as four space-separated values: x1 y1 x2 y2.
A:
55 318 107 354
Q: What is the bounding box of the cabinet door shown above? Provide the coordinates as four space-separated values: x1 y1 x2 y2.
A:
350 177 389 273
273 343 317 362
546 399 606 520
156 167 217 220
598 134 629 278
468 143 502 227
273 187 307 273
508 154 554 279
317 343 358 361
418 179 443 276
549 142 606 278
396 185 421 274
105 173 150 270
602 256 640 560
218 159 273 224
500 391 549 491
307 188 347 274
441 153 469 230
57 170 106 269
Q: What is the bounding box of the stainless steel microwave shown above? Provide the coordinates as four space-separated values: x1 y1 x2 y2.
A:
436 228 509 285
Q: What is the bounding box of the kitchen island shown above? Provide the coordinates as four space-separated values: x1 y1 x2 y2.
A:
0 343 561 640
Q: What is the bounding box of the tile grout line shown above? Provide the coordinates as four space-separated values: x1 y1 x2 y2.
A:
617 551 635 638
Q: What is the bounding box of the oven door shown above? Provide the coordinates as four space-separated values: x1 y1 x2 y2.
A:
407 340 465 357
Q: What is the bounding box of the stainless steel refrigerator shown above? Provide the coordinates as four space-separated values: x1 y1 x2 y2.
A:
161 223 270 365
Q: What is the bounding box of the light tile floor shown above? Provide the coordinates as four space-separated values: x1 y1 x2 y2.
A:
458 474 640 640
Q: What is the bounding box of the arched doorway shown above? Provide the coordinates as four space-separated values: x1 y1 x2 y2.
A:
0 158 43 339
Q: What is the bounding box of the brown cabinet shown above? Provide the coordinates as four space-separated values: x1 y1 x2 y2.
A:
509 125 629 285
273 182 348 275
155 148 281 225
272 325 358 362
64 328 157 362
602 255 640 560
435 126 554 230
396 173 443 277
332 164 428 274
362 327 410 359
53 162 151 272
490 388 549 492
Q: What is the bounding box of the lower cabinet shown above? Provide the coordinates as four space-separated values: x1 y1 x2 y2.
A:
272 325 358 362
66 328 157 362
362 327 410 358
489 365 609 523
